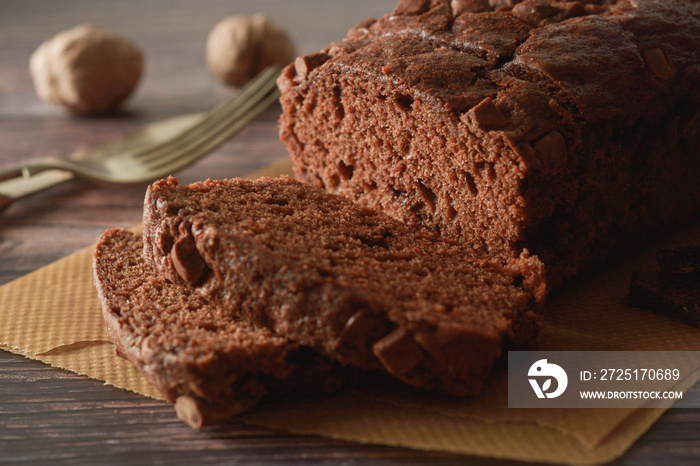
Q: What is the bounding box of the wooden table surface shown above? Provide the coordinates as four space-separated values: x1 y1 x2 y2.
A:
1 1 698 464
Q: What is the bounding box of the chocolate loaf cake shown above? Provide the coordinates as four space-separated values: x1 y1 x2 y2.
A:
93 228 343 428
278 0 700 287
142 176 546 395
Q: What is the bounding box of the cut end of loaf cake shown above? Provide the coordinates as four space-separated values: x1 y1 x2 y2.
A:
279 0 700 287
93 228 344 427
142 176 547 396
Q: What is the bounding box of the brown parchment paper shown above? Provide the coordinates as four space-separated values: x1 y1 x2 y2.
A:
1 157 699 465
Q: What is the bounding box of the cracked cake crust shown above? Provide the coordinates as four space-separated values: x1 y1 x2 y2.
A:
278 0 700 288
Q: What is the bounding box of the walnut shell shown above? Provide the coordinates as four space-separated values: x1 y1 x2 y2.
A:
206 13 296 87
30 25 144 115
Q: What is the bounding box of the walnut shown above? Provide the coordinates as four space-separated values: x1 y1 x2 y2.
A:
206 13 296 87
29 25 143 115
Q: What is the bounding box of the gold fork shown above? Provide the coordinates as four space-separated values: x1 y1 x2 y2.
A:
0 66 280 209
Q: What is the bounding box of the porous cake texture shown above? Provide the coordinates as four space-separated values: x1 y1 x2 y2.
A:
142 176 546 395
93 228 343 428
278 0 700 287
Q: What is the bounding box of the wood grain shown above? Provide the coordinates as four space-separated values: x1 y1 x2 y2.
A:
1 0 699 464
0 352 467 465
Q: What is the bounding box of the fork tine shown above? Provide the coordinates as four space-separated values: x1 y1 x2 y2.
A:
134 66 280 164
88 68 280 184
145 88 281 175
85 113 206 162
0 66 282 190
138 71 279 172
139 84 279 175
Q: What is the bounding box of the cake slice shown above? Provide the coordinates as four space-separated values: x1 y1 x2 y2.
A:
142 176 546 395
658 247 700 273
93 228 343 428
629 270 700 328
629 246 700 328
278 0 700 288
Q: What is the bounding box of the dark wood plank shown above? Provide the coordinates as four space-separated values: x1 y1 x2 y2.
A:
0 352 474 465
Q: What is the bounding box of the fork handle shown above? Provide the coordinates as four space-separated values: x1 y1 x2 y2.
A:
0 157 60 182
0 170 75 213
0 160 30 182
0 165 23 182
